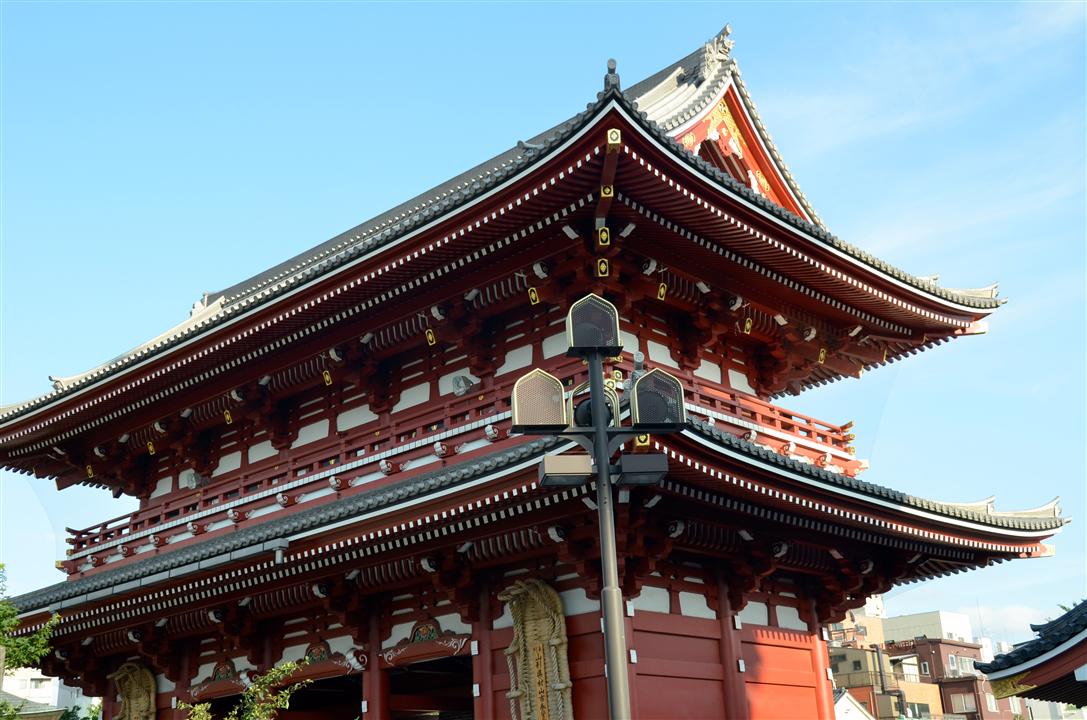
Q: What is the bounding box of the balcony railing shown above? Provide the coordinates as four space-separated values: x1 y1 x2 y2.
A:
61 355 861 574
834 671 899 690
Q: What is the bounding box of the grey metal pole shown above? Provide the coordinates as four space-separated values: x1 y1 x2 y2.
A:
587 350 632 720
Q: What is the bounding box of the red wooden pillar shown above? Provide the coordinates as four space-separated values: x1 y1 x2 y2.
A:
625 606 640 720
471 580 494 719
716 571 750 720
363 609 389 720
810 625 836 720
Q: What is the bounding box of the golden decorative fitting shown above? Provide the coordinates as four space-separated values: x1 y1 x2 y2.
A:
597 226 611 246
55 560 64 569
634 433 651 449
528 287 540 305
600 184 614 198
85 464 94 478
882 348 888 362
224 409 233 425
817 348 827 364
606 127 622 151
322 369 333 386
425 328 437 346
845 445 856 455
604 378 616 391
743 317 753 334
146 441 156 456
844 433 856 441
596 258 609 277
657 282 668 301
612 369 624 381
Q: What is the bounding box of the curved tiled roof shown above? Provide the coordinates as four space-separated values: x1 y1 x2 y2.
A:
977 600 1087 674
14 415 1065 615
12 436 563 613
683 417 1066 533
0 26 1002 428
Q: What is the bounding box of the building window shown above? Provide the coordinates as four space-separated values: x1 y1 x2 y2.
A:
852 660 862 671
920 661 930 675
950 693 977 713
986 693 998 712
1009 696 1021 713
947 654 957 675
30 678 50 689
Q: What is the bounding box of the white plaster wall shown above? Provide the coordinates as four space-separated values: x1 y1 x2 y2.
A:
738 600 769 626
290 419 329 449
433 612 471 636
212 451 242 477
776 605 808 631
728 369 756 394
149 475 173 499
559 588 600 616
693 359 722 383
679 591 716 619
646 340 678 368
337 404 377 431
392 383 431 413
496 346 533 375
383 620 416 650
631 585 669 614
542 332 568 359
247 440 277 464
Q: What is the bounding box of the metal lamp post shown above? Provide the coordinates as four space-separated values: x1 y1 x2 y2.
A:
511 293 685 720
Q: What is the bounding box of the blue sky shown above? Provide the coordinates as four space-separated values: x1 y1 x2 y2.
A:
1 2 1083 642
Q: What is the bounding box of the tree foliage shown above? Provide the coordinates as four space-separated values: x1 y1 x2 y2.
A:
1 564 60 720
0 564 59 669
177 661 311 720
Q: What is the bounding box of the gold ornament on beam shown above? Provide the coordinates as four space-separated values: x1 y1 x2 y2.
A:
606 127 622 152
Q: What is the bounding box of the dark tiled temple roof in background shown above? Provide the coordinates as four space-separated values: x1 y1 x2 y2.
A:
977 599 1087 674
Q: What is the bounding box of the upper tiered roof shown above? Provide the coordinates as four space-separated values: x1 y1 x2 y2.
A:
0 26 1001 428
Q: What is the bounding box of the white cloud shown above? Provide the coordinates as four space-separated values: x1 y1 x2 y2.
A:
955 603 1053 645
755 3 1085 161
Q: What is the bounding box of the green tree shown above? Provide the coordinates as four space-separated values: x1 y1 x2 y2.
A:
1 564 60 720
177 661 311 720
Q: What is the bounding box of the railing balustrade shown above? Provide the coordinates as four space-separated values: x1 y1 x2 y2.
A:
62 355 856 571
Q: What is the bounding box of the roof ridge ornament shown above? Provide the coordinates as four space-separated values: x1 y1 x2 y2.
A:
604 58 621 92
701 24 734 74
